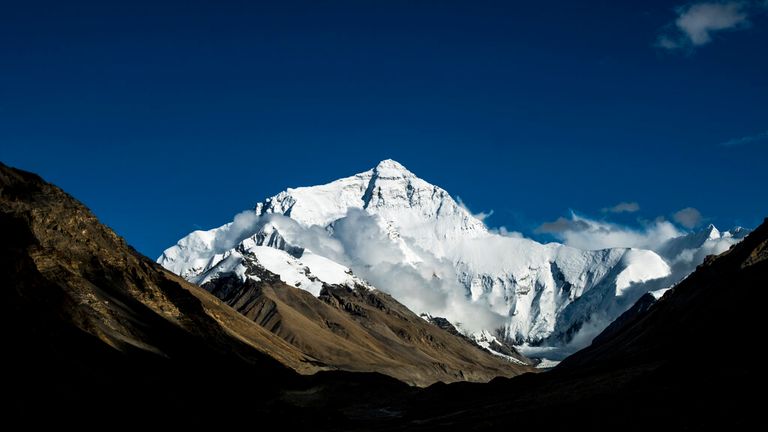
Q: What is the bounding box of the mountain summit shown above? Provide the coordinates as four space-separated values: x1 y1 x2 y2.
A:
160 160 748 361
254 159 487 245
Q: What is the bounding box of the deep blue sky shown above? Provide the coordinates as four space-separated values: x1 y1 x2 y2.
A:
2 0 766 257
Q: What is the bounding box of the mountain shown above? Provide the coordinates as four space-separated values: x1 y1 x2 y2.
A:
0 162 524 391
4 160 762 429
360 217 768 429
658 223 748 272
160 159 742 358
0 162 327 420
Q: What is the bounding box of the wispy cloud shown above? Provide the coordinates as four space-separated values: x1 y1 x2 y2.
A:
456 196 494 222
493 226 525 238
601 201 640 214
673 207 703 228
537 214 683 251
656 1 752 51
720 130 768 146
535 216 591 234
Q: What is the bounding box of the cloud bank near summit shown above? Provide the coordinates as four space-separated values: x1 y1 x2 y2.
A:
536 213 683 251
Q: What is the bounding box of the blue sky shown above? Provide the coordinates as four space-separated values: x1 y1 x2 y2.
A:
2 0 766 257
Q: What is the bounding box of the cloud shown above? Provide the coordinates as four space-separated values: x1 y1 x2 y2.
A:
329 210 509 333
211 208 507 334
213 210 261 252
656 1 751 51
601 201 640 214
493 226 525 238
538 214 683 251
535 216 591 234
456 196 494 222
720 130 768 146
673 207 703 228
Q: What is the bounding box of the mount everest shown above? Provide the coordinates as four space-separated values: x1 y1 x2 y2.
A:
159 159 748 360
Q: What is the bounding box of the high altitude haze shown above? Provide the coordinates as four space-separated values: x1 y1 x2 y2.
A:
2 0 766 257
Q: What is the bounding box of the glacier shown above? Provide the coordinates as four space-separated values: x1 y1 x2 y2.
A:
159 159 748 358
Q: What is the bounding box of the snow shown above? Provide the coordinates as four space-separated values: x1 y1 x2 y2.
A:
299 252 358 287
197 245 364 297
254 158 488 259
535 359 561 369
158 159 750 361
471 330 528 365
615 249 671 296
247 246 325 296
158 228 220 280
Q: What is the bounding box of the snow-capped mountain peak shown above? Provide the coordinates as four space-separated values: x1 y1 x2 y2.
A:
369 158 414 180
703 224 720 240
726 226 749 239
159 160 749 363
253 159 488 250
657 223 749 263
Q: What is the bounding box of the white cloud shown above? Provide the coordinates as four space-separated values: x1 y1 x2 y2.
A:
673 207 703 228
493 226 525 238
657 1 751 51
535 216 591 234
213 210 260 251
212 208 508 334
331 210 510 333
538 213 684 251
456 196 494 222
601 201 640 213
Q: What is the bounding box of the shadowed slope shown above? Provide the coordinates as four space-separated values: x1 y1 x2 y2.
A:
0 162 408 425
